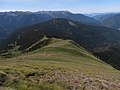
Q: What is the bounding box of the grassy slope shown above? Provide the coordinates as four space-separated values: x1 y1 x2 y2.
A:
0 39 120 90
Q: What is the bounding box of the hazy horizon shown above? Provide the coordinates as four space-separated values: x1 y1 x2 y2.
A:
0 10 119 15
0 0 120 13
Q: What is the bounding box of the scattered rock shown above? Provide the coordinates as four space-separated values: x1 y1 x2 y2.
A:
0 71 8 85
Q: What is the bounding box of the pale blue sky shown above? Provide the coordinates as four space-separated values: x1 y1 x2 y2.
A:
0 0 120 13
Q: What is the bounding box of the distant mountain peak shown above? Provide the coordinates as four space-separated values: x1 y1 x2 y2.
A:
102 13 120 29
36 11 72 14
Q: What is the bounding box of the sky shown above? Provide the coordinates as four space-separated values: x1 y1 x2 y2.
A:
0 0 120 13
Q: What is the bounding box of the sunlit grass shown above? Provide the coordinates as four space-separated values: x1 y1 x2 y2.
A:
0 39 120 90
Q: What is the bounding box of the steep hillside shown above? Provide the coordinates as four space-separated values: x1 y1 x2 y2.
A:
1 18 120 70
2 18 120 52
0 35 52 58
92 13 117 22
0 11 53 39
0 25 9 40
94 47 120 70
102 13 120 29
0 39 120 90
0 29 8 41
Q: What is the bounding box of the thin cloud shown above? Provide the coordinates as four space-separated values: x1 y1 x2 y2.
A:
0 0 120 13
0 0 76 2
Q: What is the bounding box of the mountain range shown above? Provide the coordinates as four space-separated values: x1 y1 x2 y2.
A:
1 18 120 69
102 13 120 29
92 13 117 22
87 13 120 30
1 11 120 89
0 11 99 40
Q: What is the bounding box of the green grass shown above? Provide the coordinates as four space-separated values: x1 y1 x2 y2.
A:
0 39 120 90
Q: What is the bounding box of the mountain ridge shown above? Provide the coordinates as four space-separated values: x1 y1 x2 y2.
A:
102 13 120 29
0 37 120 90
0 11 99 40
2 18 120 51
1 18 120 69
